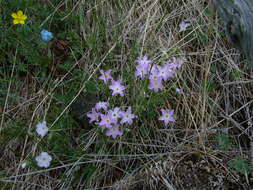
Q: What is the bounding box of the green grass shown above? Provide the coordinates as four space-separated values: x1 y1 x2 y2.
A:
0 0 253 189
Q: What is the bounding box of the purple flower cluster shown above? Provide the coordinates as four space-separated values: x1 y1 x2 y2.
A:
98 70 126 97
135 56 184 92
92 55 183 134
87 101 137 139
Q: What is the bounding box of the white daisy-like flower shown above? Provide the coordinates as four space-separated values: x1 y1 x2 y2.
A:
35 152 52 168
35 121 49 137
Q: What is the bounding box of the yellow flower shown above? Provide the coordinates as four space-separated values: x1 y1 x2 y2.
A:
11 10 27 25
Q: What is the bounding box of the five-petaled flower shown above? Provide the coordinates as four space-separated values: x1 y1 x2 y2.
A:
135 56 151 79
87 108 100 123
99 113 114 128
11 10 27 25
105 124 123 139
108 107 121 123
120 107 137 125
41 29 53 42
95 101 109 111
136 56 152 65
35 152 52 168
99 69 113 84
148 76 164 92
109 79 126 96
158 109 176 126
157 65 174 81
35 121 49 137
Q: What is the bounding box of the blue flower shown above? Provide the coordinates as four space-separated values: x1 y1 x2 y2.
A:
40 29 53 42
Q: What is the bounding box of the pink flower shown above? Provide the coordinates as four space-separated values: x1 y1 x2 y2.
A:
148 66 161 81
148 77 164 92
150 64 159 76
174 57 185 69
136 56 152 65
108 107 121 123
135 63 151 79
157 65 175 81
98 69 113 84
179 20 190 32
105 124 123 139
87 108 100 123
120 107 137 125
99 113 113 128
109 79 126 96
135 56 151 79
158 109 175 126
166 57 185 70
95 101 109 111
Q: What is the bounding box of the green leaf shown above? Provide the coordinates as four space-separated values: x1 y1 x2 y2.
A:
151 95 165 106
215 134 231 151
58 61 74 71
228 157 251 175
202 81 217 93
210 65 217 73
85 81 99 93
231 70 243 79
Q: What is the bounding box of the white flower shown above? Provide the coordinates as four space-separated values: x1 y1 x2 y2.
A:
35 121 49 137
21 162 26 169
35 152 52 168
176 88 183 94
179 20 190 32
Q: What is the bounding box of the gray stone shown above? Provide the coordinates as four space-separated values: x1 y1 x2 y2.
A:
70 92 99 130
213 0 253 67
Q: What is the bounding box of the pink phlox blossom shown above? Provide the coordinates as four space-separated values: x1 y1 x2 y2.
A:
87 108 101 123
158 109 176 126
109 79 126 97
99 113 113 128
105 124 123 139
148 65 161 81
150 64 159 76
135 62 151 79
148 76 164 92
166 57 185 70
120 107 137 125
179 20 191 32
165 60 178 71
95 101 109 111
174 57 185 69
98 69 113 84
157 65 175 81
136 56 152 65
108 107 121 123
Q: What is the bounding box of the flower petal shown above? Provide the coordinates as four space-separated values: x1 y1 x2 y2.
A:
17 10 23 17
21 14 27 20
19 20 25 24
11 13 18 18
13 19 19 24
